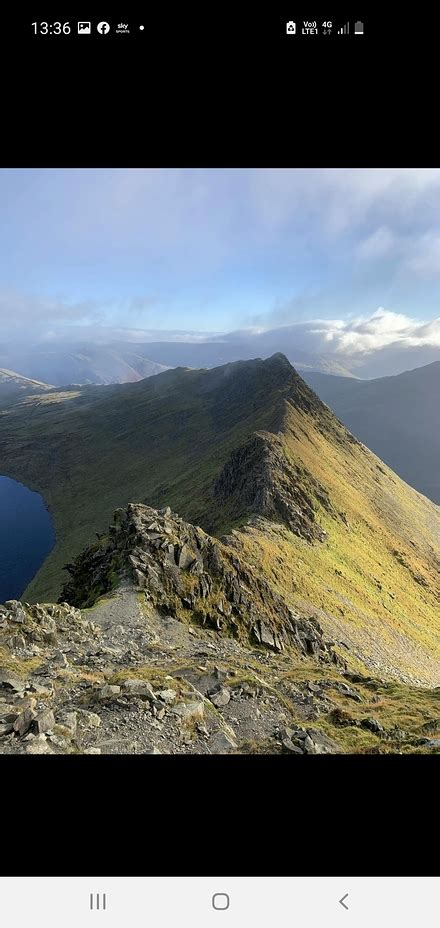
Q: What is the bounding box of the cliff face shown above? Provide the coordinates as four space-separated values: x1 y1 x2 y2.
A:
61 503 340 663
212 431 336 541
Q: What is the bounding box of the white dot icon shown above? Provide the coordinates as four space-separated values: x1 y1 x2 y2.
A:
139 25 144 30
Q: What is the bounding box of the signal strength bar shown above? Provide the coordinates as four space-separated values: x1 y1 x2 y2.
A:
338 22 349 34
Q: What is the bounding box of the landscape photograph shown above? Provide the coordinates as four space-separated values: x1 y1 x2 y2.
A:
0 167 439 755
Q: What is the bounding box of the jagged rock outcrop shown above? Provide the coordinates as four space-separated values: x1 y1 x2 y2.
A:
61 503 340 662
0 599 101 650
212 431 335 540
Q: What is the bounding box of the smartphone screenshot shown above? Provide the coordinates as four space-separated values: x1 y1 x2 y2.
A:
0 4 438 915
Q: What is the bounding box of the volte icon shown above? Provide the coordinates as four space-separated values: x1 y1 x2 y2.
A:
90 894 107 911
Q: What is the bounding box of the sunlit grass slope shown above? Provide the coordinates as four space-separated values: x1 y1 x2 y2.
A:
0 353 439 683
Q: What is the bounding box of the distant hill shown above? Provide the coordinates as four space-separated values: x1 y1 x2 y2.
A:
303 362 440 504
1 353 439 687
0 368 54 405
0 346 169 386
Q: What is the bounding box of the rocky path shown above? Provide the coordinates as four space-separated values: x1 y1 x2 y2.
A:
1 590 439 754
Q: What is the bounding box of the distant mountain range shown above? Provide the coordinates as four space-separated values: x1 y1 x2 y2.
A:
303 361 440 505
0 345 169 386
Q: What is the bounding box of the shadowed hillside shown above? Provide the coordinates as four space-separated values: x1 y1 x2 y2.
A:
304 362 440 504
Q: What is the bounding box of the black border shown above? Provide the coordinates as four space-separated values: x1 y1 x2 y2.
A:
2 755 437 875
0 6 438 881
1 8 435 166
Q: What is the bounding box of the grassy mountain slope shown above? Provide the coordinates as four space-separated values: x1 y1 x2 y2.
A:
0 369 54 406
304 362 440 504
1 354 439 684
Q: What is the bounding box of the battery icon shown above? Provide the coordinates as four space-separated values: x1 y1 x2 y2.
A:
354 21 364 34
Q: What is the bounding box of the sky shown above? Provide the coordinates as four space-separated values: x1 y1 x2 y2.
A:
2 167 440 361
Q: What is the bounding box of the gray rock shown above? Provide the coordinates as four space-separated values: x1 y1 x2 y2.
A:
208 730 237 753
173 700 205 723
52 650 69 668
282 738 304 754
360 717 384 734
98 684 121 700
0 722 14 737
49 734 68 748
305 729 340 754
176 544 195 570
13 706 37 737
25 736 54 754
9 634 26 650
77 710 101 728
291 728 308 740
307 682 322 694
83 747 101 754
32 709 56 735
4 601 27 623
121 679 155 699
143 747 162 754
278 726 293 741
28 681 53 697
59 712 77 737
209 686 231 708
157 688 177 705
338 682 362 702
0 670 26 693
254 621 283 652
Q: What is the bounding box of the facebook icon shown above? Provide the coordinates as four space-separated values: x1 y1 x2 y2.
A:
97 22 110 34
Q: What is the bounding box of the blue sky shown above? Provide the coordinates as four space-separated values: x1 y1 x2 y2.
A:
2 168 440 351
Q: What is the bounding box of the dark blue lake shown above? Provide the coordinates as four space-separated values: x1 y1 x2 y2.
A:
0 476 55 603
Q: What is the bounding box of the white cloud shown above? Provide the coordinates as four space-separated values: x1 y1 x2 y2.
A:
294 308 440 355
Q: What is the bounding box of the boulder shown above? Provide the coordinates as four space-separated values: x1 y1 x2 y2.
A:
59 712 77 737
176 544 195 570
121 679 155 699
0 670 26 693
157 689 177 705
25 736 54 754
0 722 14 737
208 730 237 753
282 738 304 754
173 700 205 723
32 709 56 735
13 707 38 737
98 684 121 700
360 717 385 734
209 686 231 708
52 651 68 668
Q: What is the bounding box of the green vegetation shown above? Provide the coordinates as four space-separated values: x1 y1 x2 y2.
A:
1 353 440 685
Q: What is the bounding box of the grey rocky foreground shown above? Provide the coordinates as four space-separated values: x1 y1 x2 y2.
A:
0 587 349 755
1 504 436 755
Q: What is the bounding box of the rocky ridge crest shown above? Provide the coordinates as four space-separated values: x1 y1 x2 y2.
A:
212 431 335 541
61 503 339 662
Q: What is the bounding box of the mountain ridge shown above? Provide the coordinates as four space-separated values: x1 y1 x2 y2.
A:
0 354 439 687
